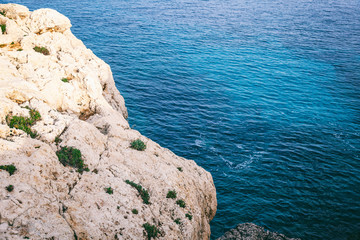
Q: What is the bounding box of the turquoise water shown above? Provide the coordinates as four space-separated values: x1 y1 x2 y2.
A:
13 0 360 239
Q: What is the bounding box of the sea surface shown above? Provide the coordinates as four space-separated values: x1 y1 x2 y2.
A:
11 0 360 239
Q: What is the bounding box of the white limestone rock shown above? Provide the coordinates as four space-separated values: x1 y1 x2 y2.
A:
27 9 71 34
0 4 217 240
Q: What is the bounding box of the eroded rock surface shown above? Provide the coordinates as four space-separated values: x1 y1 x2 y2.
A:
217 223 300 240
0 4 217 239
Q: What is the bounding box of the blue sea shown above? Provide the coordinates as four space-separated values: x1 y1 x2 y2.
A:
11 0 360 239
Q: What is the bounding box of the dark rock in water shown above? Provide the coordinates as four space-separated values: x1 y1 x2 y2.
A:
217 223 300 240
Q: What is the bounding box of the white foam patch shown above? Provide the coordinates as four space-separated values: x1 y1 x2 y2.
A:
234 157 254 169
220 152 262 170
195 139 204 147
235 144 244 149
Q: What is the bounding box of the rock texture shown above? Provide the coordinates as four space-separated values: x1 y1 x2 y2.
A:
0 4 217 240
217 223 300 240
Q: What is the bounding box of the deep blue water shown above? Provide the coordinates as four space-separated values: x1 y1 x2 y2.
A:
10 0 360 239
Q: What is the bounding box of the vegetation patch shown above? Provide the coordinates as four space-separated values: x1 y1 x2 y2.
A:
105 187 113 194
55 136 62 146
130 139 146 151
0 164 17 176
125 180 150 204
1 24 6 34
185 212 192 220
33 46 50 55
6 185 14 192
132 209 138 214
61 78 69 83
174 218 181 225
6 108 41 138
176 199 186 208
0 10 5 16
56 146 89 173
17 48 23 51
143 223 160 240
28 107 41 121
166 190 177 199
177 167 183 172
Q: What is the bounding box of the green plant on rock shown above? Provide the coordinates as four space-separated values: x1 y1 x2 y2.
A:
105 187 113 194
176 199 186 208
177 167 183 172
33 46 50 55
185 212 192 220
55 136 62 146
56 146 89 173
6 108 41 138
174 218 181 225
143 223 160 240
125 180 150 204
0 164 17 176
29 108 41 121
17 48 23 51
1 24 6 34
61 78 69 83
6 185 14 192
130 139 146 151
0 10 6 16
166 190 177 199
132 209 138 214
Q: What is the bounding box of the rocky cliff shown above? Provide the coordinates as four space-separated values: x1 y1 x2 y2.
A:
0 4 217 239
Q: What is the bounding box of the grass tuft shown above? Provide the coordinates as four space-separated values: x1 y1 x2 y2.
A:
185 212 192 220
6 108 41 138
1 24 6 34
0 10 5 16
61 78 69 83
177 167 183 172
143 223 160 240
56 146 89 173
132 209 138 214
174 218 181 225
33 46 50 55
6 185 14 192
125 180 150 204
29 108 41 121
0 165 17 175
130 139 146 151
166 190 177 199
105 187 113 194
176 199 186 208
17 48 23 51
55 136 62 146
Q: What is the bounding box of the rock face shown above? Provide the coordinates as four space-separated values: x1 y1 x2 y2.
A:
0 4 217 240
217 223 300 240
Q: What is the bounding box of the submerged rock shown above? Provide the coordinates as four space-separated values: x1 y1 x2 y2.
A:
217 223 300 240
0 4 216 239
